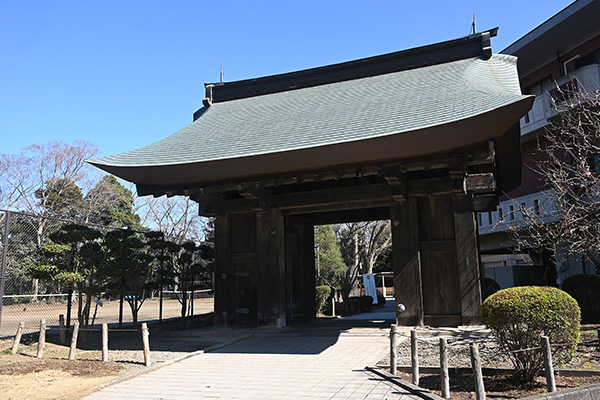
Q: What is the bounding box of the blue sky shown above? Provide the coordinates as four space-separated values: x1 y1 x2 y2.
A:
1 0 573 159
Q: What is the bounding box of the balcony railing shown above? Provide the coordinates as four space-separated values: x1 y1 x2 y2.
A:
477 190 558 235
520 63 600 138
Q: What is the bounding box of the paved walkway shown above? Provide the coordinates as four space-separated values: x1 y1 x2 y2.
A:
84 300 422 400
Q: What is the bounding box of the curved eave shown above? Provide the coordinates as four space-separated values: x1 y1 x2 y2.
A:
90 97 533 191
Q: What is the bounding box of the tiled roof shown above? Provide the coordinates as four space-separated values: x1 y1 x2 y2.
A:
91 54 526 169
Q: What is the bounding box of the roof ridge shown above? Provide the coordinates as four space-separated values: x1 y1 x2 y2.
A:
201 29 497 106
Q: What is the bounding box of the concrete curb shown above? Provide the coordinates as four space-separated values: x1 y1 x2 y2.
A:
520 384 600 399
365 366 444 400
378 364 600 378
371 365 600 399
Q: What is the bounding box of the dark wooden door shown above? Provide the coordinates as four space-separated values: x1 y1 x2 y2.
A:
285 217 315 322
230 212 258 326
418 194 461 325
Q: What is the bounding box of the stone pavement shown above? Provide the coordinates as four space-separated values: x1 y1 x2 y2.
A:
84 300 423 400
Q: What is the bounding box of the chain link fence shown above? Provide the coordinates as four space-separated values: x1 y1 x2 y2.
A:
0 210 213 338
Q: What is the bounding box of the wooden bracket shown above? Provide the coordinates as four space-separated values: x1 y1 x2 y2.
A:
383 166 407 200
237 182 271 211
448 159 467 194
191 189 227 217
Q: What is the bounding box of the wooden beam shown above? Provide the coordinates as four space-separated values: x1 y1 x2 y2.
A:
271 184 392 210
407 177 453 196
196 176 460 217
135 143 496 198
282 199 391 216
465 173 496 194
308 207 390 225
383 166 407 200
237 182 271 211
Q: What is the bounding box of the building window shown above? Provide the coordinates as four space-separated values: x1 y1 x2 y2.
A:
509 205 515 220
534 199 540 215
498 208 503 220
549 80 578 104
478 213 482 225
488 212 492 225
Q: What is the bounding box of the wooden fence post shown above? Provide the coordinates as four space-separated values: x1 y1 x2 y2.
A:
59 315 66 345
541 336 556 392
390 324 398 375
440 338 450 399
331 291 336 317
69 323 79 360
11 321 24 354
470 344 485 400
411 329 419 386
102 323 109 362
36 319 46 359
141 323 151 366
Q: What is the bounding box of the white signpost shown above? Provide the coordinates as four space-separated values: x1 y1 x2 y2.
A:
363 273 378 305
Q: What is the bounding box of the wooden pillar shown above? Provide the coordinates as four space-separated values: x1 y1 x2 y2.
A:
214 215 234 328
452 192 482 325
257 209 286 327
285 216 316 323
391 197 424 326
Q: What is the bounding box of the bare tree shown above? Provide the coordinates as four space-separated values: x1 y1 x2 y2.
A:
359 220 392 274
136 195 207 241
334 220 391 311
0 141 99 298
0 141 99 216
510 86 600 271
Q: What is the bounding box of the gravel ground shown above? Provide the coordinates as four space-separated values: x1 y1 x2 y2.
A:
379 333 512 368
378 329 600 370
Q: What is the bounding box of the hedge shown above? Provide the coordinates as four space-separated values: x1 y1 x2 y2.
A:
481 286 580 382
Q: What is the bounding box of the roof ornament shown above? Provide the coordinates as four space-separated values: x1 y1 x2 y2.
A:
471 12 476 35
202 84 214 107
220 63 224 84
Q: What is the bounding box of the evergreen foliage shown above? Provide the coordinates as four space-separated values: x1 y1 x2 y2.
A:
481 286 581 382
315 285 331 314
314 225 345 285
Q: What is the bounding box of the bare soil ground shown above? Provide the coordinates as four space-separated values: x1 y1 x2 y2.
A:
0 312 216 400
387 326 600 399
0 298 214 338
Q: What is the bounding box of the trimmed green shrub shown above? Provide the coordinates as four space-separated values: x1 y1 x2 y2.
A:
316 285 332 314
562 274 600 323
480 277 500 301
481 286 580 382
